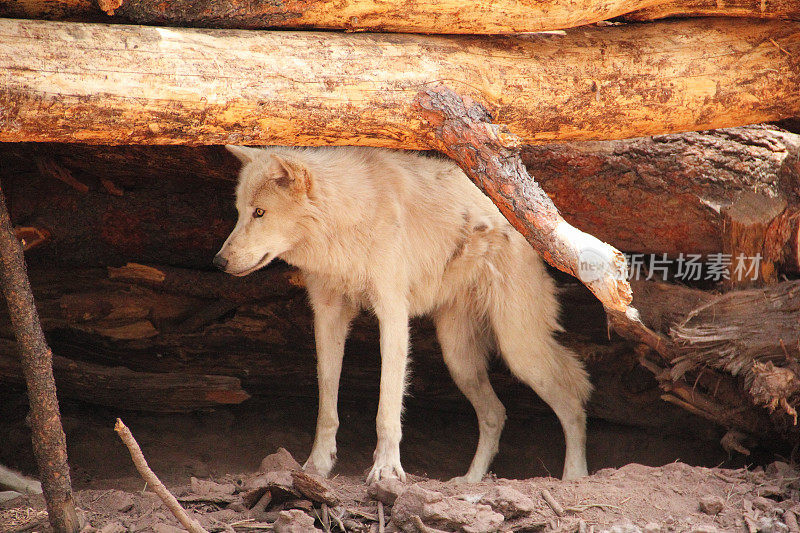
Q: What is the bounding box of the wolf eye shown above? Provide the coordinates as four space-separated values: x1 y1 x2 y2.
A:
253 208 265 218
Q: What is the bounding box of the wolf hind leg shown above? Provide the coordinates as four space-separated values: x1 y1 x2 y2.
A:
490 293 592 480
435 306 506 483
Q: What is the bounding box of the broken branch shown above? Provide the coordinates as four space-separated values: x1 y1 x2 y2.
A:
416 86 632 312
114 418 209 533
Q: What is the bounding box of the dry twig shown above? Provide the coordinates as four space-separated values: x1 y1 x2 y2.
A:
114 418 209 533
377 501 385 533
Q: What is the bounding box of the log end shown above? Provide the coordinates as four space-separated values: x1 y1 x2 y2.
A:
555 221 633 312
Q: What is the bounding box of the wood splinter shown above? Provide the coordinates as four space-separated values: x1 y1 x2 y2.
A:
114 418 209 533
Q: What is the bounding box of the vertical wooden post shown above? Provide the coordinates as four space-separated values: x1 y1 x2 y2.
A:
0 182 79 533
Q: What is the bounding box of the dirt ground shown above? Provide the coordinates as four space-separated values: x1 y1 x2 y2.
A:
1 391 798 532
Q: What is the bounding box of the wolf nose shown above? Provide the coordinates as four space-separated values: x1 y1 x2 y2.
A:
212 254 228 270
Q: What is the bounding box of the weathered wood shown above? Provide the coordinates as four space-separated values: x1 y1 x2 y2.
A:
417 86 631 311
522 126 800 268
623 0 800 23
722 192 789 286
1 18 799 146
625 278 800 437
0 348 251 412
0 184 79 533
0 0 797 33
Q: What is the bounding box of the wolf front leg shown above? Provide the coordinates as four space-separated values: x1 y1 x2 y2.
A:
304 286 358 477
367 295 410 483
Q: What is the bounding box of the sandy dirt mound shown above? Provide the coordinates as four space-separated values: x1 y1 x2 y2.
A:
2 449 798 533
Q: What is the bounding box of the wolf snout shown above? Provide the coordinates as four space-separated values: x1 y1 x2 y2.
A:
212 254 229 270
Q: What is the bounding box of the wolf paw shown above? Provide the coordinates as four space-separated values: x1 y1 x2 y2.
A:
366 458 406 484
303 449 336 478
448 472 484 484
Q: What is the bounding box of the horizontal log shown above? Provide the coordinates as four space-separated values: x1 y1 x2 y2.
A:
0 348 251 412
1 18 799 146
623 0 800 23
523 126 800 264
6 126 798 272
0 0 797 33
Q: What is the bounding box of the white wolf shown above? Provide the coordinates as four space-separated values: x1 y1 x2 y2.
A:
0 464 42 503
215 146 592 482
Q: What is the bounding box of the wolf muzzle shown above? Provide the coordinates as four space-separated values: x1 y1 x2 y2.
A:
212 254 228 270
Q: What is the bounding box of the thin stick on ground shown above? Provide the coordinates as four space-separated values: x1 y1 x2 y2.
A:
377 501 385 533
114 418 209 533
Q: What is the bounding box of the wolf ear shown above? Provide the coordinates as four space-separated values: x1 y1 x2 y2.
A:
270 154 313 197
225 145 263 165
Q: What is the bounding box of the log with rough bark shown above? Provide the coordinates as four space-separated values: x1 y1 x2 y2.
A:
522 125 800 273
623 0 800 23
417 86 632 311
0 0 797 33
1 18 799 147
0 348 251 412
3 126 798 272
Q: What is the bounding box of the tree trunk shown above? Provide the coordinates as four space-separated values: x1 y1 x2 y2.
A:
0 185 79 533
0 0 797 33
0 349 250 412
1 18 799 147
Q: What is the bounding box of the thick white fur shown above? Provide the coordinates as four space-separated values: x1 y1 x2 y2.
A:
0 464 42 495
217 146 592 482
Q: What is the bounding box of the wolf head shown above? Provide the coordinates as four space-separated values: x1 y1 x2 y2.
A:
214 145 314 276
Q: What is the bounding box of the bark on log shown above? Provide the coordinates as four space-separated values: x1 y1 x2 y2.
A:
0 349 251 412
1 18 799 146
0 0 797 33
623 0 800 23
417 86 631 311
0 184 79 533
522 126 800 269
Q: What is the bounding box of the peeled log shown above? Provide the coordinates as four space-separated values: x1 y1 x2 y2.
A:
1 18 799 146
0 0 797 33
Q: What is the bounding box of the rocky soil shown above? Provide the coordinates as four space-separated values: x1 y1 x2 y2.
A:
2 448 798 533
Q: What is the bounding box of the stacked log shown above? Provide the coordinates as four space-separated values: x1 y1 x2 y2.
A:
0 0 797 33
1 18 799 147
